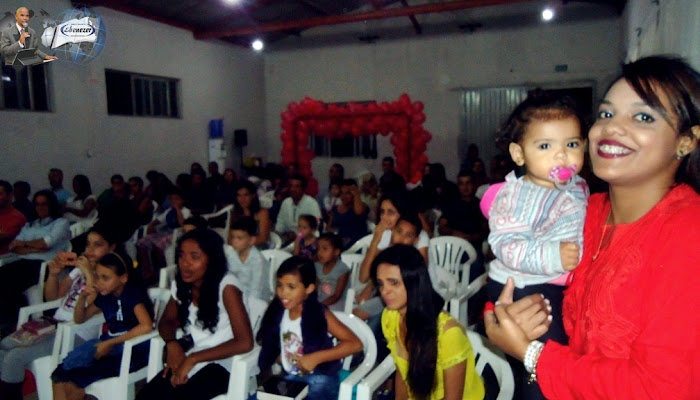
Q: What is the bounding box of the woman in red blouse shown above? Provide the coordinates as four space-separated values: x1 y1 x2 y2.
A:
485 55 700 399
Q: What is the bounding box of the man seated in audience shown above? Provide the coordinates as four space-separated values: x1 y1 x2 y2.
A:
225 216 271 301
0 180 26 256
379 156 405 195
97 174 127 211
128 176 154 226
438 171 489 249
206 161 224 192
12 181 35 222
0 190 70 328
186 169 215 215
327 179 369 250
47 168 72 206
274 174 321 243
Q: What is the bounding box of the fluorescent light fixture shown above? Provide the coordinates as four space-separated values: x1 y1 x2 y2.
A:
542 8 554 21
251 39 264 51
223 0 241 4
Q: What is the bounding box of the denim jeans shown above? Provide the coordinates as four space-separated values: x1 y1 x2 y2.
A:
61 336 124 370
283 372 339 400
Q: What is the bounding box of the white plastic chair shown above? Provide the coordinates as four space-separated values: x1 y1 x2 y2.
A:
448 272 487 326
146 294 270 400
466 330 515 400
429 236 479 293
202 205 233 242
342 234 373 256
260 249 293 297
267 231 283 249
357 330 514 400
163 227 182 266
22 261 48 306
50 288 172 400
158 264 177 289
340 253 367 314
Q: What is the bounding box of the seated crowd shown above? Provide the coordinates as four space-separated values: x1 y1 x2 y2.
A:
0 155 500 400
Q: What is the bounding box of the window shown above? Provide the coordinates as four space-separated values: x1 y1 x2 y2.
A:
0 64 50 111
310 133 377 158
105 69 179 118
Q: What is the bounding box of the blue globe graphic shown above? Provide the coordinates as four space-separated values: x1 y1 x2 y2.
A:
43 6 106 65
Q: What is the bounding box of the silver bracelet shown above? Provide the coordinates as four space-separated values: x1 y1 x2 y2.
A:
523 340 545 377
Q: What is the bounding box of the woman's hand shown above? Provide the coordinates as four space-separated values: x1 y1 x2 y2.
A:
94 341 115 360
484 277 552 360
170 355 196 386
163 341 186 378
47 258 66 277
74 255 92 275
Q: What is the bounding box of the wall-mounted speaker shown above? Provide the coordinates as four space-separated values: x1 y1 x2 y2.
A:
234 129 248 147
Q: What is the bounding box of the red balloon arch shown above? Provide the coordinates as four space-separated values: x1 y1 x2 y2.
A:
280 93 432 196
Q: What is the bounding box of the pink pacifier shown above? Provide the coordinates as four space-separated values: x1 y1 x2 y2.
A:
549 165 577 189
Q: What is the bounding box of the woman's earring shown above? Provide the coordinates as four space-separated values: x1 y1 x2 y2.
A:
676 150 685 160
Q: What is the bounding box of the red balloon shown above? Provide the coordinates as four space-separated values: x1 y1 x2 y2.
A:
412 113 426 124
412 101 424 113
399 93 411 107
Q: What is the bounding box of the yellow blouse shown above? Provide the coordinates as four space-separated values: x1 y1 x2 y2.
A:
381 309 485 400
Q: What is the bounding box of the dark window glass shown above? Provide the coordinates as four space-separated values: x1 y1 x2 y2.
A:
0 64 50 112
105 69 179 118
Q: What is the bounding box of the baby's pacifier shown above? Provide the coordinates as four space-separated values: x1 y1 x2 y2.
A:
549 165 577 189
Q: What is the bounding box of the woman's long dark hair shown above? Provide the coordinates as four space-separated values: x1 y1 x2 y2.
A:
175 229 228 333
232 180 262 218
371 245 444 400
34 190 62 219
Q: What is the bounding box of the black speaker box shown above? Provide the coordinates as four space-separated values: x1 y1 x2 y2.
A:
234 129 248 147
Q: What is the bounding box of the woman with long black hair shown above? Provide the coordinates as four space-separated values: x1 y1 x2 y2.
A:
371 245 484 400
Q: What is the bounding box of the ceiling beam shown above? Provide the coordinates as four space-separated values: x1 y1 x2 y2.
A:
400 0 422 35
195 0 533 40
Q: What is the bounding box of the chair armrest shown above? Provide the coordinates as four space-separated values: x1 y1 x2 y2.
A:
339 344 378 400
17 299 63 329
227 345 262 400
357 356 396 400
449 272 487 322
344 288 356 314
147 336 165 382
57 314 106 360
119 330 159 380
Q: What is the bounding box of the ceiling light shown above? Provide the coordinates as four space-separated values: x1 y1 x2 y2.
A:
223 0 241 4
542 8 554 21
251 39 264 51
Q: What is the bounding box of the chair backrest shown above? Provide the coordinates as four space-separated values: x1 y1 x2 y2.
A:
267 231 282 249
244 295 269 335
429 236 477 278
342 233 374 255
332 311 377 371
202 205 233 242
147 287 174 326
158 264 178 289
466 330 515 400
260 249 293 296
339 253 366 314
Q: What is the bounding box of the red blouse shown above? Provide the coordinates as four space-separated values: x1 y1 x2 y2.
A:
538 184 700 399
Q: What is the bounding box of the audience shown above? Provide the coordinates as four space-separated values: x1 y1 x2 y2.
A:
187 169 215 215
215 168 238 209
231 180 271 247
327 179 369 250
136 229 254 400
225 216 272 301
136 189 191 283
315 232 350 311
321 178 342 224
275 174 321 243
379 156 405 195
97 174 127 211
11 181 35 222
0 180 26 256
47 168 73 206
0 190 71 326
206 161 224 192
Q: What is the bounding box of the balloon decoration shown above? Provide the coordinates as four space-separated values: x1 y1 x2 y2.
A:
280 93 432 196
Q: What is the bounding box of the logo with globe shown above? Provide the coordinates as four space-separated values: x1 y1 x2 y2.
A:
40 5 106 65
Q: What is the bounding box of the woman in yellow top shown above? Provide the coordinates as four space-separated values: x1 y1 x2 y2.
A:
372 244 485 400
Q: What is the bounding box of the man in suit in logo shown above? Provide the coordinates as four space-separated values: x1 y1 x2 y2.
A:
0 7 57 65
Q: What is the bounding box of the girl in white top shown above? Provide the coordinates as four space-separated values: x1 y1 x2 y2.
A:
136 228 254 400
63 175 97 224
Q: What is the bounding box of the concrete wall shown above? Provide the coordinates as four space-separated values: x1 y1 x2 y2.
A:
0 1 265 194
264 17 622 190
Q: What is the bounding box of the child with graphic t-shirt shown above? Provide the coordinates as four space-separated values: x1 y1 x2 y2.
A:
314 233 350 311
